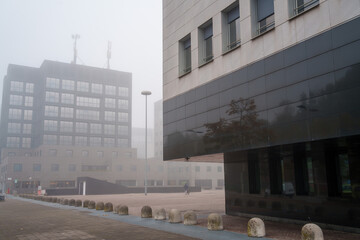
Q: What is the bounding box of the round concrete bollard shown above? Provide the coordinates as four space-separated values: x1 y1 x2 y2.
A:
52 197 57 203
63 199 69 205
301 223 324 240
75 200 82 207
104 202 113 212
169 209 182 223
154 208 166 220
141 205 152 218
69 199 76 206
207 213 224 231
47 197 53 202
183 211 197 225
114 205 120 213
96 202 104 210
88 201 96 209
118 205 129 215
57 198 61 204
247 217 266 237
83 200 90 208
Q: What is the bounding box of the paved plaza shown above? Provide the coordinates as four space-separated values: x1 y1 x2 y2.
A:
0 191 359 240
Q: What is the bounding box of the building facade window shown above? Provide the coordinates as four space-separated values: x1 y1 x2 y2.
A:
9 95 23 106
91 83 103 94
289 0 319 18
60 121 73 132
76 109 99 120
75 122 88 133
77 81 89 92
45 91 59 103
207 166 212 172
195 166 200 172
118 87 129 97
59 136 72 145
68 164 76 171
179 35 191 76
43 135 57 145
217 166 223 172
117 138 128 147
24 96 33 107
33 164 41 172
46 77 60 89
8 123 21 133
90 123 102 134
199 21 213 65
10 81 23 92
9 108 22 119
118 125 128 136
25 83 34 93
105 85 116 95
44 106 58 117
252 0 275 36
81 150 89 157
104 111 116 121
104 124 115 135
223 4 240 52
62 79 75 90
60 107 74 118
49 149 57 156
105 98 116 108
7 137 20 148
14 163 22 172
118 99 128 110
97 151 104 157
61 93 74 104
44 120 58 131
76 96 100 108
118 112 128 122
89 137 101 146
23 110 33 120
104 138 115 147
23 124 32 134
75 136 87 146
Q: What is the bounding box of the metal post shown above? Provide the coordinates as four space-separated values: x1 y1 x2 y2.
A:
141 91 151 196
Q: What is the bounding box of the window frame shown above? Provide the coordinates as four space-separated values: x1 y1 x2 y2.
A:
198 19 214 66
222 3 241 54
178 34 192 77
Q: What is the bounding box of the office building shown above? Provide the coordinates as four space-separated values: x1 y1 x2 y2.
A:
163 0 360 227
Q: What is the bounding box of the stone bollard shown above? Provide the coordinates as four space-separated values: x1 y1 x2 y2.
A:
88 200 96 209
52 197 57 203
96 202 104 210
154 208 166 220
169 209 182 223
47 197 53 202
141 206 152 218
114 205 120 213
83 200 90 208
75 200 82 207
183 211 197 225
69 199 76 206
104 202 113 212
301 223 324 240
207 213 223 231
247 217 266 237
118 205 129 215
63 199 69 205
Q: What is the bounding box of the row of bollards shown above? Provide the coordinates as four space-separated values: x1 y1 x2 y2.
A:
18 194 324 239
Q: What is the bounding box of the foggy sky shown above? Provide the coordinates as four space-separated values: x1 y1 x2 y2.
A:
0 0 162 128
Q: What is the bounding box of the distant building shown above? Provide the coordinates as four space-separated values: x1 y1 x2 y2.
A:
163 0 360 228
132 127 154 159
0 60 137 192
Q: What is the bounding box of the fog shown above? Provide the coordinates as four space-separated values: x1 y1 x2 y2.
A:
0 0 163 128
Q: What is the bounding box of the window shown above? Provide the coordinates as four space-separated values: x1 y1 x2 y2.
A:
43 135 57 145
104 138 115 147
199 21 213 65
10 95 23 106
9 108 22 119
23 110 33 120
45 91 59 103
75 136 87 146
105 85 116 95
23 124 32 134
118 112 128 122
104 124 115 135
62 79 75 90
60 121 73 132
289 0 319 18
91 83 103 94
8 123 21 134
51 164 59 172
105 98 116 108
252 0 275 36
44 120 58 131
45 106 58 117
118 87 129 97
82 150 89 157
46 77 60 89
68 164 76 172
222 4 240 52
118 125 128 136
89 137 101 146
179 35 191 76
75 122 88 133
24 96 33 107
33 164 41 172
59 136 72 145
207 166 212 172
10 81 23 92
76 109 99 120
61 93 74 104
118 99 128 110
7 137 20 148
217 166 222 172
61 107 74 118
14 163 22 172
76 96 100 108
118 138 128 147
77 81 89 92
25 83 34 93
104 111 115 121
90 123 102 134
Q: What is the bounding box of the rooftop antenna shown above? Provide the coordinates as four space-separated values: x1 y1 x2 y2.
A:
107 41 112 69
72 34 80 64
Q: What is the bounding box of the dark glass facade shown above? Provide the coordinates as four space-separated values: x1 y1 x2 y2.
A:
163 17 360 227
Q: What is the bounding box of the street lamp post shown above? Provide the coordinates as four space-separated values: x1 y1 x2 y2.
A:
141 90 151 196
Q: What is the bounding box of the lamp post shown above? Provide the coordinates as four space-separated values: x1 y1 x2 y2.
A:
141 90 151 195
